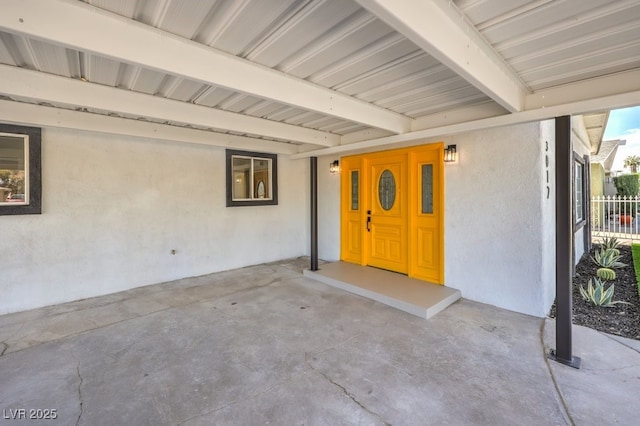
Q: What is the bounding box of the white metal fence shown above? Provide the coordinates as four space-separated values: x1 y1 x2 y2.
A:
591 195 640 240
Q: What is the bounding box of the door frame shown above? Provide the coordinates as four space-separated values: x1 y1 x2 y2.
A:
340 143 445 284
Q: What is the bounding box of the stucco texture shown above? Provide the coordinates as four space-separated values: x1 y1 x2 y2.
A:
1 128 309 314
444 122 555 317
318 122 557 317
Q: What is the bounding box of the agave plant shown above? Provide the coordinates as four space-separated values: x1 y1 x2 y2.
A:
579 278 629 307
600 236 621 252
591 248 626 269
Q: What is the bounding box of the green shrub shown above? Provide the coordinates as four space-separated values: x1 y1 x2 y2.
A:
579 278 627 307
614 174 640 215
614 174 640 196
591 248 626 269
596 267 616 281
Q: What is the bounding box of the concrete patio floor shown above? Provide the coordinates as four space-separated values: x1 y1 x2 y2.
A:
1 258 638 425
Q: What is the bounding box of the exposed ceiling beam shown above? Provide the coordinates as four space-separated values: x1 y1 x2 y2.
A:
0 65 339 147
291 89 640 159
0 0 412 134
0 100 300 155
411 102 508 132
355 0 526 113
525 69 640 110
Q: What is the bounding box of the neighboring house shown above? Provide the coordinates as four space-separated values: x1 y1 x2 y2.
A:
569 112 609 266
1 1 639 322
589 138 624 229
591 139 623 198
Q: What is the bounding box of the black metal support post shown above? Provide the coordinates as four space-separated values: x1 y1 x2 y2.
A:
310 157 319 271
549 115 581 369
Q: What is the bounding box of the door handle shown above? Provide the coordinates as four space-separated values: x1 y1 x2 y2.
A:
366 210 371 232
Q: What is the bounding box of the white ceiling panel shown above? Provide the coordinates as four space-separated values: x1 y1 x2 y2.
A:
459 0 640 92
498 4 640 60
396 87 489 115
309 34 413 88
473 0 611 45
84 54 121 87
306 116 345 129
156 0 220 39
196 0 297 53
217 93 264 114
357 66 457 103
244 1 362 67
509 25 640 71
243 100 287 119
6 35 39 70
25 39 72 77
375 77 473 110
325 122 369 134
285 111 327 126
522 44 640 89
335 53 440 96
0 0 636 153
280 11 393 78
192 87 236 108
157 77 206 102
127 68 167 95
456 0 536 26
85 0 138 19
265 106 310 122
0 34 17 66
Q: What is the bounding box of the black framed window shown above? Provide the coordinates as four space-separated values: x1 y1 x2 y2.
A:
226 149 278 207
0 123 41 215
574 155 586 225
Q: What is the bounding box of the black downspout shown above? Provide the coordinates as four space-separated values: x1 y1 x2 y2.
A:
310 157 318 271
550 115 581 368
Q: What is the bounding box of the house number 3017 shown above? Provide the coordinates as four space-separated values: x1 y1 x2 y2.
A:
545 140 550 199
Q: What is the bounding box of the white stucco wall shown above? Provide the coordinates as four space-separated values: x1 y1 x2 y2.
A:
318 155 341 262
540 120 557 312
1 127 309 314
317 121 557 317
444 122 555 317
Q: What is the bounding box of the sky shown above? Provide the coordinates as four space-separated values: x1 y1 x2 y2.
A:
603 105 640 173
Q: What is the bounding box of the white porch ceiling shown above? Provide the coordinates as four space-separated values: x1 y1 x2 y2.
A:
0 0 638 155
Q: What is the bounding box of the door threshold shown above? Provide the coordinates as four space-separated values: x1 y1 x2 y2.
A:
303 262 460 319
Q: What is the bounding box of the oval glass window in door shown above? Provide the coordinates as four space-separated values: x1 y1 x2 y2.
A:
378 169 396 210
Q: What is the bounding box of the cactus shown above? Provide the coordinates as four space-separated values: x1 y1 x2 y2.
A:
596 267 616 281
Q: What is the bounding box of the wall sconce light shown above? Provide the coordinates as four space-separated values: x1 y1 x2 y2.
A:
444 145 457 163
329 160 340 174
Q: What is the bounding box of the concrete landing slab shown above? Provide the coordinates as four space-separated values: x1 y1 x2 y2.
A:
2 258 637 424
303 262 461 319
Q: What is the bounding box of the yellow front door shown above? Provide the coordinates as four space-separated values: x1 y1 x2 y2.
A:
368 153 408 273
340 144 444 284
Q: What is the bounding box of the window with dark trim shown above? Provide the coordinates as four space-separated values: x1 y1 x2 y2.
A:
226 149 278 207
574 155 586 225
0 123 41 215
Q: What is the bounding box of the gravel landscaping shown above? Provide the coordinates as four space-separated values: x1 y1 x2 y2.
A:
550 243 640 341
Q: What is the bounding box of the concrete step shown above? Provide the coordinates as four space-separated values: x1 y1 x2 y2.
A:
303 262 461 319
